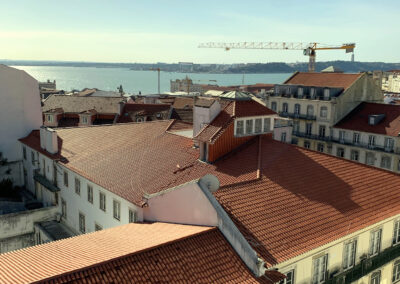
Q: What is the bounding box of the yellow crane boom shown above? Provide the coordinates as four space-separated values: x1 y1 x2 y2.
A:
198 42 356 72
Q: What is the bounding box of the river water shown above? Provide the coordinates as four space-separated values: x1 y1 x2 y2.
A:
11 66 292 94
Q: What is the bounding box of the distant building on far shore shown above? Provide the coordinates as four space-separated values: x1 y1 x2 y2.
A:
38 79 56 90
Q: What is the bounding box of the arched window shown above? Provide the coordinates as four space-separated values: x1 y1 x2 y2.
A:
307 105 314 116
320 106 328 118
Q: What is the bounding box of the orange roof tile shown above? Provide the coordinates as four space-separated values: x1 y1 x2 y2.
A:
0 223 211 284
334 102 400 136
214 137 400 266
284 72 361 89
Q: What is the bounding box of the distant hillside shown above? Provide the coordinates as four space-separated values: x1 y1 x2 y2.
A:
1 60 399 74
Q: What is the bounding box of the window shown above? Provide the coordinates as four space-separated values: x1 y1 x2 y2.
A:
82 116 88 124
263 118 271 132
312 254 328 284
294 104 301 115
31 151 35 165
236 120 244 135
337 147 345 158
61 198 67 219
245 119 253 134
95 223 102 231
282 103 288 113
307 105 314 116
293 121 300 133
63 171 68 187
292 138 298 145
306 123 312 135
23 147 26 160
281 132 287 142
86 185 93 204
317 143 324 152
339 131 346 142
310 88 316 98
343 240 357 269
255 119 262 134
298 87 303 98
351 150 359 161
368 135 376 148
393 259 400 283
46 114 53 122
371 271 381 284
79 212 85 233
370 229 382 256
319 125 326 138
385 137 394 151
279 270 294 284
324 89 330 99
353 133 360 144
75 178 80 195
113 200 121 220
129 209 137 223
366 152 375 166
271 102 277 111
100 192 106 212
393 220 400 245
304 140 311 149
156 113 162 118
381 156 392 169
320 106 327 118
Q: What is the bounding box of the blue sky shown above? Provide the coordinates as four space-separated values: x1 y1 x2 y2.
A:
0 0 398 63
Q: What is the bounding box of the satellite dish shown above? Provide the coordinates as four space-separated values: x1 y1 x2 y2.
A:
199 174 220 193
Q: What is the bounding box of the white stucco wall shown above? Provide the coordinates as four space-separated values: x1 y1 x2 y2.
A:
0 65 42 162
143 182 218 226
193 101 221 137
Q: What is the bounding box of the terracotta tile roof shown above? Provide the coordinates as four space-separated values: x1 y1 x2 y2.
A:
39 228 278 284
172 97 194 109
284 72 362 89
166 120 193 132
20 121 261 206
43 95 124 114
170 108 193 123
0 223 213 284
334 102 400 136
194 97 216 108
195 100 276 143
214 137 400 266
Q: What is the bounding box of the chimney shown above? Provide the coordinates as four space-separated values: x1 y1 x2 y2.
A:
40 126 46 150
45 128 58 154
193 98 221 137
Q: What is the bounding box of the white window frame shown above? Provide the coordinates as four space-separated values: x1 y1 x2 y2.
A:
129 208 137 223
312 254 328 284
46 114 53 123
234 116 273 137
353 132 360 144
320 106 327 118
350 150 359 161
236 120 244 136
339 130 346 142
279 270 294 284
254 118 262 134
245 119 253 134
87 184 93 204
343 240 357 270
394 220 400 245
371 271 381 284
271 102 277 111
385 137 394 151
381 156 391 169
113 199 121 221
368 135 376 147
99 192 106 212
317 143 324 152
81 116 88 124
393 259 400 283
370 229 382 256
282 103 288 113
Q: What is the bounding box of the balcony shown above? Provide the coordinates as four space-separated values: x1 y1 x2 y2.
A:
279 111 316 121
326 244 400 284
331 138 397 154
33 171 59 193
292 131 332 142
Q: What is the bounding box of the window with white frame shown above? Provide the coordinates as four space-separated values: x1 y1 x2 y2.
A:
281 132 287 142
343 240 357 269
254 118 262 134
236 120 244 135
351 150 359 161
319 125 326 138
317 143 324 152
307 105 314 116
87 185 93 204
79 212 85 233
279 270 294 284
75 178 80 195
263 118 271 132
306 123 312 135
371 271 381 284
245 119 253 134
370 229 382 256
304 140 310 149
393 220 400 245
320 106 327 118
46 114 53 122
368 135 376 147
339 130 346 142
282 103 288 113
337 147 345 158
82 116 88 124
298 87 303 97
324 89 330 99
310 88 316 98
366 152 375 166
113 200 121 220
312 254 328 284
381 156 391 169
293 121 300 133
353 132 360 144
294 104 300 115
393 259 400 283
129 209 137 223
99 192 106 212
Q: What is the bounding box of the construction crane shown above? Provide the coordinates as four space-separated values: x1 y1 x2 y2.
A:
198 42 356 72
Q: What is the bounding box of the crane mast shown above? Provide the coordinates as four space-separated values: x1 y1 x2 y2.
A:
198 42 355 72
